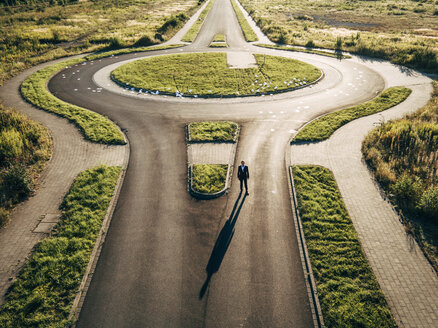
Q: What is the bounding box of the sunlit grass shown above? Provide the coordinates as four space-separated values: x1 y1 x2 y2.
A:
192 164 227 193
189 121 238 142
362 81 438 272
111 52 321 97
293 165 396 328
230 0 258 42
0 165 121 327
292 87 412 143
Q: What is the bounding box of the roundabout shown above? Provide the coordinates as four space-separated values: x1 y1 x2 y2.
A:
110 52 321 97
0 0 436 326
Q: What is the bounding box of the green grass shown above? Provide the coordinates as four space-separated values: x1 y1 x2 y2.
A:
0 0 201 85
209 42 227 48
255 43 351 59
0 104 52 227
0 165 121 327
292 87 412 143
239 0 437 72
85 44 186 61
181 0 215 42
20 57 125 145
192 164 227 194
210 33 227 48
362 81 438 272
111 52 321 97
292 165 396 328
189 121 238 142
212 33 226 42
230 0 258 42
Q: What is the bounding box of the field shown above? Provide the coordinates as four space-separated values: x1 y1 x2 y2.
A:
0 0 201 85
362 81 438 272
111 53 321 97
240 0 438 72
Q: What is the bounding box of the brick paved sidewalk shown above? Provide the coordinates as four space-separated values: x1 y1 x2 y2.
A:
290 76 438 326
0 59 128 305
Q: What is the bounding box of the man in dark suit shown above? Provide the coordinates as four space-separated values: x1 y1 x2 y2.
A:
237 160 249 195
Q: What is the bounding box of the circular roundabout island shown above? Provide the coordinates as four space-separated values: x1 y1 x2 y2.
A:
111 53 322 98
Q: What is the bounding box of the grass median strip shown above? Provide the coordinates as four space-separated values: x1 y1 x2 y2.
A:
189 121 238 142
230 0 258 42
255 43 351 59
292 165 396 328
192 164 227 194
181 0 215 42
112 52 321 97
21 58 125 145
0 165 121 327
292 87 412 143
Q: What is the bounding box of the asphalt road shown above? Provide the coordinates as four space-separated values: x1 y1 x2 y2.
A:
47 0 384 326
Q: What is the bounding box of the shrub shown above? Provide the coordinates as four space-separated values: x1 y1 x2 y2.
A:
134 36 155 47
192 164 227 193
418 186 438 221
0 128 24 164
0 208 9 227
305 40 315 48
0 164 34 205
107 37 124 50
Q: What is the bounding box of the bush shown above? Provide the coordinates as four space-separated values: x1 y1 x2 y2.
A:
107 37 124 49
0 164 34 205
192 164 227 193
0 128 24 164
134 36 155 47
418 186 438 220
0 208 9 227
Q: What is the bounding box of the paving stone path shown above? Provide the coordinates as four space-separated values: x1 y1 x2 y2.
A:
0 59 127 304
290 76 438 327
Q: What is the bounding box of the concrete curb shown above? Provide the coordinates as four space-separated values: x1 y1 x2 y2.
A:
285 138 325 328
68 135 130 327
186 123 240 199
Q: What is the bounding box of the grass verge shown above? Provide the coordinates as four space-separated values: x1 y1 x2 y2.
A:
192 164 227 194
21 57 125 145
181 0 215 42
292 87 412 143
210 33 227 48
0 165 121 327
255 43 351 59
292 165 396 328
230 0 258 42
0 105 52 227
362 81 438 272
111 52 321 97
189 121 238 142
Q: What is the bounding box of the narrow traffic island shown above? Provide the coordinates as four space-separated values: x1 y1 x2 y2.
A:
187 121 239 199
0 165 122 327
210 33 228 48
291 165 397 328
111 52 321 98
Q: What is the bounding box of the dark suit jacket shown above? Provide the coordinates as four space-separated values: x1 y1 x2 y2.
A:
237 165 249 180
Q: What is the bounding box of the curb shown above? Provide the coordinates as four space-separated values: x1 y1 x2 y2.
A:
68 134 130 327
285 138 325 328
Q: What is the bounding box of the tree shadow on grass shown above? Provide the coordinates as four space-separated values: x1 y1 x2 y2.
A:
199 191 247 299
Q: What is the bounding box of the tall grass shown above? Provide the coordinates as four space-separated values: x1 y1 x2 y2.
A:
0 0 200 85
293 87 412 143
362 81 438 271
0 165 121 327
240 0 438 73
293 165 396 328
0 105 52 227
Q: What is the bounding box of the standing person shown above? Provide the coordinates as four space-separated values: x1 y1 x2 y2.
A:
237 160 249 195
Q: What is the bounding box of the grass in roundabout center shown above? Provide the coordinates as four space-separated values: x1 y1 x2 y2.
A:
0 165 121 327
292 87 412 143
192 164 228 194
189 121 238 142
292 165 396 328
111 53 321 97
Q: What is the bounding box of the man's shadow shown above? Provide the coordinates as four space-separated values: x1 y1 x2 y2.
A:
199 191 247 299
